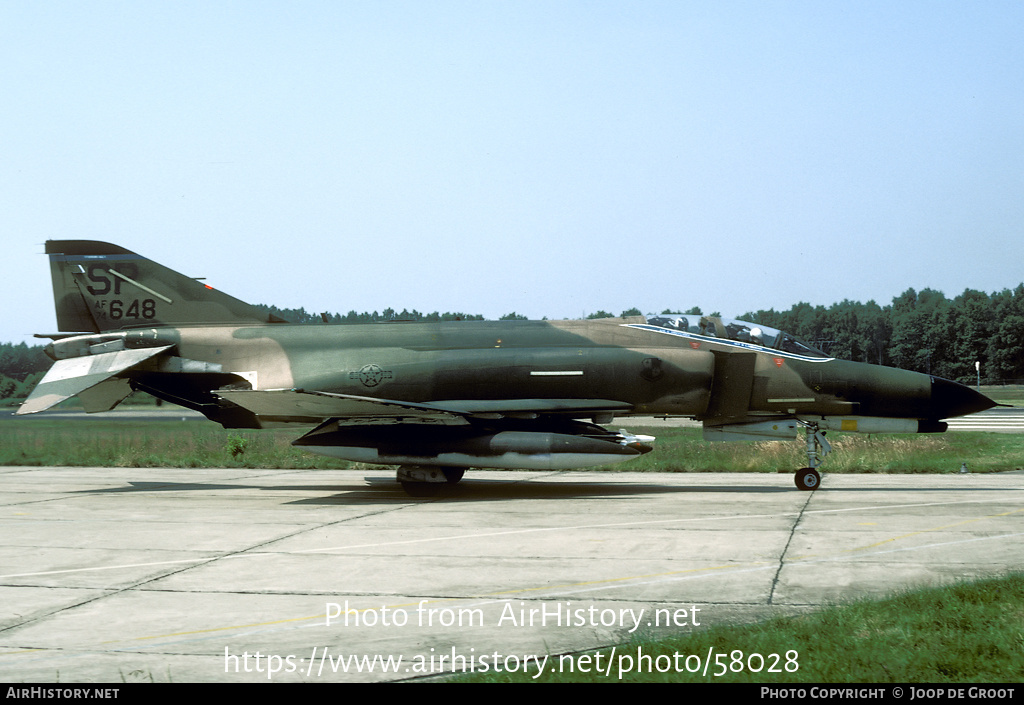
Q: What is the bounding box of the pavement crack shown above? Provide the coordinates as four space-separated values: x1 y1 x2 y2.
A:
767 483 818 606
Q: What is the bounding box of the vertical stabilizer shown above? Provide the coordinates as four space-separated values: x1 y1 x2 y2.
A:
45 240 284 332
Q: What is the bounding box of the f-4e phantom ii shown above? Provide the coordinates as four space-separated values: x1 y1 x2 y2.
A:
20 240 995 494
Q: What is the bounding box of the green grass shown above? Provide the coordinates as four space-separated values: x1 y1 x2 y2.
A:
453 574 1024 682
0 417 351 469
606 427 1024 475
2 417 1023 474
983 385 1024 407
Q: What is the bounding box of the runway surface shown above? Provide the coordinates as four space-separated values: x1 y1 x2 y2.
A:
1 465 1022 682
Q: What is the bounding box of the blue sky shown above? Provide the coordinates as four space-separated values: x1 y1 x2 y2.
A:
3 1 1022 344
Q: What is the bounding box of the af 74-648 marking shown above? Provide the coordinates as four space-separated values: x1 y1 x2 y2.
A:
19 241 995 494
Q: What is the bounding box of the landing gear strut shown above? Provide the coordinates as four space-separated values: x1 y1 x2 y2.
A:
794 421 831 491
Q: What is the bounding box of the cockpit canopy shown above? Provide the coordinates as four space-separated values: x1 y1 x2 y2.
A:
646 313 830 359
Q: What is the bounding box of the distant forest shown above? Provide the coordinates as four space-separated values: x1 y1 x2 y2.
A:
253 305 486 325
739 286 1024 385
2 285 1022 399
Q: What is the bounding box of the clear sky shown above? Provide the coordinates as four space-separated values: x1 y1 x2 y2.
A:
2 1 1022 345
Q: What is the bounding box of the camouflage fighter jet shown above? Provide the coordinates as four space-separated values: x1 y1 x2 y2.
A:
19 241 995 494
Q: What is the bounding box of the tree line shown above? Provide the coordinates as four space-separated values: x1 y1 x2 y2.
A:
740 286 1024 384
0 343 50 400
253 305 485 324
2 286 1022 399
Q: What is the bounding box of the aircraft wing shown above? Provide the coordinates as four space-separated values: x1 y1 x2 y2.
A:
17 345 174 415
214 389 633 425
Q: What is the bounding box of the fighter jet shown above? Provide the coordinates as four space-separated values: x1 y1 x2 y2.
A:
20 240 995 494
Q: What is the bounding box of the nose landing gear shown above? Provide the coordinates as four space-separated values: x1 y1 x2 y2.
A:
795 421 830 491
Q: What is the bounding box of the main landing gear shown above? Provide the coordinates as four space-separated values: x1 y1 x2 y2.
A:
795 421 831 491
396 465 465 496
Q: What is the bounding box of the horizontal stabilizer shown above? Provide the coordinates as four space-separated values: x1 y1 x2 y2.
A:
17 345 172 414
78 378 135 413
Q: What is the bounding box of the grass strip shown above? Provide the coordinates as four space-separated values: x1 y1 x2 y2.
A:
2 418 1023 474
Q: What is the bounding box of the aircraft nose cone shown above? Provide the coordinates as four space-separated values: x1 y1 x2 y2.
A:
931 377 996 419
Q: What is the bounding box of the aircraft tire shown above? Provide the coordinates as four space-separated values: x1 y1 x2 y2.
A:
794 468 820 491
442 467 466 484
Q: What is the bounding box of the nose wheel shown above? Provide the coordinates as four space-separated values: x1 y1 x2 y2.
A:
794 421 830 491
795 467 821 491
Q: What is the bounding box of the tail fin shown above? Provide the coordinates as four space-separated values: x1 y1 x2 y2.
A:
45 240 285 332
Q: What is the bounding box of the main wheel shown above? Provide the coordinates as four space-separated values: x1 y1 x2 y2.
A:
441 467 465 484
794 467 820 491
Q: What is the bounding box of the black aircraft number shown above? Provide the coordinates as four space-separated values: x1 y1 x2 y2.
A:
108 299 158 320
